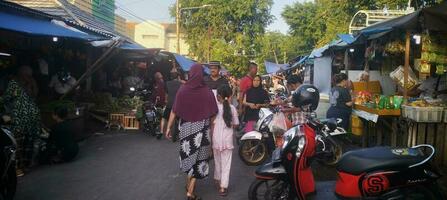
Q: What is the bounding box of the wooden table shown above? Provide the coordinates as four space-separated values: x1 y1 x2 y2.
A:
353 104 401 147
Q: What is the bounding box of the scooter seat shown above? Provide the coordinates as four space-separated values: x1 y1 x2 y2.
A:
336 146 426 175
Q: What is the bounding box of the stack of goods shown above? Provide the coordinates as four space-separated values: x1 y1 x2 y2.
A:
354 92 403 110
402 99 445 123
421 33 447 74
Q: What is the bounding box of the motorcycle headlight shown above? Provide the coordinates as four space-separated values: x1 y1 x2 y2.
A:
281 127 296 149
258 115 273 132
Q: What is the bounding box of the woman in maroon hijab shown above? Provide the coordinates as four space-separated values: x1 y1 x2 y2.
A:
166 64 218 200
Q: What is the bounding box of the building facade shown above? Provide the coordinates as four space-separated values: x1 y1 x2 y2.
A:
132 20 189 55
9 0 127 38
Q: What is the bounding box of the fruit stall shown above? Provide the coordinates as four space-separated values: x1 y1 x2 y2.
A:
349 3 447 168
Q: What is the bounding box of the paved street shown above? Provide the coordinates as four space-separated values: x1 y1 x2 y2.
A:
15 132 257 200
15 131 342 200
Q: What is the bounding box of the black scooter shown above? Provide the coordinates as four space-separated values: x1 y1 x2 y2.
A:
131 87 163 139
249 117 446 199
0 115 16 200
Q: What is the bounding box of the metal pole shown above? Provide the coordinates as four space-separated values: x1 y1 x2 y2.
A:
404 31 411 100
176 0 180 54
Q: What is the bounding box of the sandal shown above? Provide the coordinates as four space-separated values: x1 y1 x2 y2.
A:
16 169 24 177
219 188 228 197
186 194 201 200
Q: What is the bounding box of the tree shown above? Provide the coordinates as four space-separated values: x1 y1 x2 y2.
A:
282 0 444 51
171 0 273 76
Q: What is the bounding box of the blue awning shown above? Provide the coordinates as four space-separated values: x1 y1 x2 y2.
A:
337 34 355 44
173 53 196 71
0 11 101 40
119 42 146 50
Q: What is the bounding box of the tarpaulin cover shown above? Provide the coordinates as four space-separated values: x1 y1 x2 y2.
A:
119 42 146 50
337 34 355 44
173 53 196 71
357 2 447 39
0 11 101 40
289 56 309 69
264 61 289 74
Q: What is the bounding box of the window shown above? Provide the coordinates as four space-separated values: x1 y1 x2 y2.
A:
142 35 159 39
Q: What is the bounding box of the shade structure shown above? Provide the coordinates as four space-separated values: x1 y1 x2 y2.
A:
0 11 101 40
264 61 289 74
173 53 196 71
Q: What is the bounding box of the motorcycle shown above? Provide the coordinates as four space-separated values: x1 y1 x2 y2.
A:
248 116 446 200
239 106 346 166
0 115 16 200
130 87 163 139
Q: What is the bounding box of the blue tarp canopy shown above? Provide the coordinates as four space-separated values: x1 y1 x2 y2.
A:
264 61 289 74
337 34 355 44
119 42 146 50
0 11 101 40
289 56 309 69
354 2 447 42
173 53 196 71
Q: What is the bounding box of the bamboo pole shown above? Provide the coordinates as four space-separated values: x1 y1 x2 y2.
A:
60 39 123 100
404 31 411 100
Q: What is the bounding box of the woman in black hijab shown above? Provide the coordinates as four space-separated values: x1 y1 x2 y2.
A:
242 75 270 132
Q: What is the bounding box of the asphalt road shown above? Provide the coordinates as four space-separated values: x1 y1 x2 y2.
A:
15 131 340 200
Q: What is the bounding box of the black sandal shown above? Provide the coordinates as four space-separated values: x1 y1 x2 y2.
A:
186 194 201 200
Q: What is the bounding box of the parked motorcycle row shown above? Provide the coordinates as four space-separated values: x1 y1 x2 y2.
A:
244 85 446 200
0 115 17 200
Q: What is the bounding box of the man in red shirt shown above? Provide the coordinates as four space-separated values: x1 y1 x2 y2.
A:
238 62 258 114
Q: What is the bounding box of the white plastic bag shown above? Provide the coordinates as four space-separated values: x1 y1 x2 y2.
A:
269 112 287 135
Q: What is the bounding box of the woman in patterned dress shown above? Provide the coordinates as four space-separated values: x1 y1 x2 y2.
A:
166 64 218 200
2 65 41 176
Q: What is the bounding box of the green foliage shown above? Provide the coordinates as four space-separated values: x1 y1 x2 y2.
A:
171 0 273 76
282 0 443 53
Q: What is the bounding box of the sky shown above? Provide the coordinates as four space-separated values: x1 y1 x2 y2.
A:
115 0 307 34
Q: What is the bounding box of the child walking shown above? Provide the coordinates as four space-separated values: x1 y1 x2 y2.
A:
212 85 239 196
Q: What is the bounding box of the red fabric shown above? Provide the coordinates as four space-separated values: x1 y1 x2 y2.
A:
151 80 166 106
239 75 253 95
335 171 362 198
172 64 218 122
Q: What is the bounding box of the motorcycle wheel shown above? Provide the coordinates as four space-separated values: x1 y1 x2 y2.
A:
248 179 294 200
239 140 268 166
1 164 16 200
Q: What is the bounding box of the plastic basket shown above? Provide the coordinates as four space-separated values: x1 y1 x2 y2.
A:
403 106 443 123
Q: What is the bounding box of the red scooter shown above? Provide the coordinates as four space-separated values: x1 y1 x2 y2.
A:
248 85 445 200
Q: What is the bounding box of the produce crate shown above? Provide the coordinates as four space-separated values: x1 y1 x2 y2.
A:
123 115 139 130
402 106 443 123
109 113 125 126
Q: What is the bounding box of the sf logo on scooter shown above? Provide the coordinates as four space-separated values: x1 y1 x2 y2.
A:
362 174 390 196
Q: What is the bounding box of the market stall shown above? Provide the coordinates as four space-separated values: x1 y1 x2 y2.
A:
349 2 447 168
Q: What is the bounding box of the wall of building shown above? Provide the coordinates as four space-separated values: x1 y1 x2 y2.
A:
134 21 165 48
69 0 91 14
114 14 127 37
92 0 115 29
134 20 189 54
126 22 136 40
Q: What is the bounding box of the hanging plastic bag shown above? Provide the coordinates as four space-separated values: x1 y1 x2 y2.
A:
269 112 288 135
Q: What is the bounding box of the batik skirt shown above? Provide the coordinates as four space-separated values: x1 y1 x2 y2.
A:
179 119 211 179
